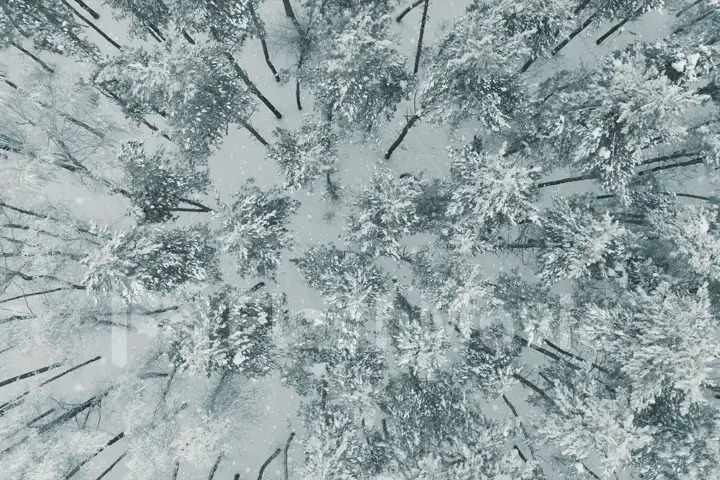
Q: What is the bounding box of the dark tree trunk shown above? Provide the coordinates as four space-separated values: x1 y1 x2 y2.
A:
62 432 125 479
72 0 100 19
258 448 282 480
574 0 591 14
223 52 283 119
0 200 96 235
513 445 527 462
249 4 280 82
596 16 631 45
95 452 127 480
181 30 196 44
413 0 430 74
281 0 303 35
283 432 295 480
513 373 554 404
207 454 223 480
296 52 305 111
384 114 420 160
60 0 123 50
551 13 597 57
0 361 63 389
536 172 595 188
676 0 704 17
10 42 54 72
147 22 165 41
177 197 213 212
513 335 571 365
147 26 164 43
38 391 109 433
542 339 610 373
143 305 180 315
93 84 168 138
397 0 424 22
636 156 705 176
0 355 102 415
239 120 270 147
673 8 715 35
0 287 75 305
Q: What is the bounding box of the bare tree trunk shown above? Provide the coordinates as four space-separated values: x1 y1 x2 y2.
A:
283 432 295 480
72 0 100 19
536 172 595 189
636 156 705 176
513 445 527 462
0 362 63 389
397 0 424 22
60 0 123 50
0 287 77 305
249 4 280 82
208 454 223 480
38 391 109 433
147 26 164 43
95 452 127 480
258 448 282 480
10 41 54 72
147 22 165 41
63 432 125 479
413 0 430 74
93 84 169 138
513 373 554 404
181 30 196 44
551 13 597 57
596 16 631 45
513 335 572 365
676 0 704 17
0 200 96 235
296 52 305 111
223 51 283 119
0 356 102 414
673 8 715 35
177 198 213 212
238 120 270 147
281 0 304 35
384 114 420 160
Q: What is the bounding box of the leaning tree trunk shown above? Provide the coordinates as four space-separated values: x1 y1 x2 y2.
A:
0 356 102 415
281 0 304 35
413 0 430 74
258 448 282 480
228 56 283 119
676 0 704 17
596 7 644 45
72 0 99 19
238 120 270 147
552 12 597 56
95 452 127 480
9 41 54 72
249 4 280 82
397 0 424 22
0 361 63 389
60 0 123 50
296 52 305 111
207 454 223 480
283 432 295 480
384 114 421 160
62 432 125 480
